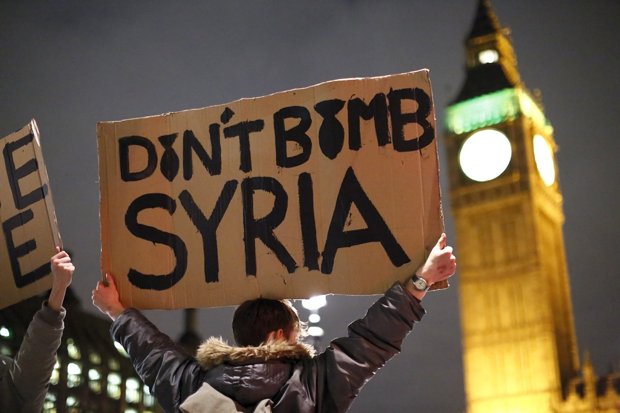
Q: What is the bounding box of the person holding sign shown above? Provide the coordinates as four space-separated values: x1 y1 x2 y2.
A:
0 248 75 412
92 234 455 413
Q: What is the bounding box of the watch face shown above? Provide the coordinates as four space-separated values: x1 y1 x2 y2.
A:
412 277 428 291
459 129 512 182
533 134 556 186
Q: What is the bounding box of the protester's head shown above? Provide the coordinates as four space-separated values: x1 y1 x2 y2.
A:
232 298 302 346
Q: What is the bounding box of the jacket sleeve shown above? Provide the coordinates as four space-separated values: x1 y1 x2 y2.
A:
111 308 205 413
11 302 65 411
317 282 426 412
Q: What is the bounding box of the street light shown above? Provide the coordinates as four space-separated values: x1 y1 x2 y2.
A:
301 295 328 348
301 295 327 311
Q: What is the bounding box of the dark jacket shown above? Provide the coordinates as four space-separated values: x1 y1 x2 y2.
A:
111 283 425 413
0 303 66 413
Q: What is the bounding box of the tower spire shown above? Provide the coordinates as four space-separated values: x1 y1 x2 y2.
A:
466 0 502 39
453 0 521 104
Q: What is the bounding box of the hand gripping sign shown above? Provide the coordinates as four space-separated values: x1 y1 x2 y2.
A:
0 120 62 309
98 69 445 309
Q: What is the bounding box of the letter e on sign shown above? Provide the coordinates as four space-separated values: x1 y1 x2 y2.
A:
0 119 62 309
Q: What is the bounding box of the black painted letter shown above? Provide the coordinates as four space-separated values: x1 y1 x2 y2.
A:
183 127 222 179
2 209 50 287
314 99 345 160
348 93 390 150
241 177 297 275
388 88 434 152
273 106 312 168
158 133 180 182
3 133 48 209
119 136 157 182
298 172 319 270
124 193 188 290
179 181 238 283
321 167 410 274
224 120 265 173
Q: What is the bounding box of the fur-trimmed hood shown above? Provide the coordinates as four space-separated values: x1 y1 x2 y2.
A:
196 337 315 370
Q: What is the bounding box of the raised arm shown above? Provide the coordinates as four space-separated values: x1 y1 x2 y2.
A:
315 234 457 411
10 248 74 411
92 273 204 411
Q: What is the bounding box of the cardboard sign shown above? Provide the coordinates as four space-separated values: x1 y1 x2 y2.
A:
98 69 444 309
0 120 62 309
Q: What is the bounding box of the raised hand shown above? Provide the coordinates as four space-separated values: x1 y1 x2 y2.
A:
92 273 126 320
417 233 457 285
48 247 75 311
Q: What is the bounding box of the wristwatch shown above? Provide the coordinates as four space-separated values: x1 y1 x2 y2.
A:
410 274 431 292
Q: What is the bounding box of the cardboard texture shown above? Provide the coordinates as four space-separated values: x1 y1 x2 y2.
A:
0 120 62 309
98 69 444 309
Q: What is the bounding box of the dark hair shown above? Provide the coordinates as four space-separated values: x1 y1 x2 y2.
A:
232 298 301 347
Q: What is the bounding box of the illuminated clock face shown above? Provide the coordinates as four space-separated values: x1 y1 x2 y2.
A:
533 134 556 186
459 129 512 182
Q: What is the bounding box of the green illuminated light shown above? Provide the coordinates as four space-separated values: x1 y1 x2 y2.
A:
446 88 549 134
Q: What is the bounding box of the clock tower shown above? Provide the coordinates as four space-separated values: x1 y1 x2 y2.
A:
444 1 579 412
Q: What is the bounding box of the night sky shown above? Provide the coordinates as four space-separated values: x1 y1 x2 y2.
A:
1 1 619 411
